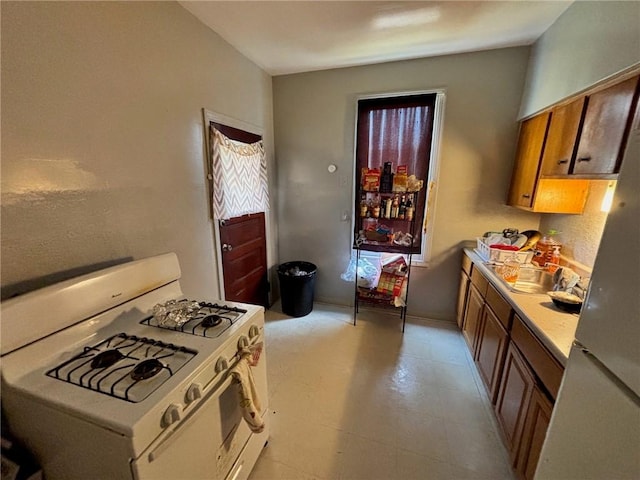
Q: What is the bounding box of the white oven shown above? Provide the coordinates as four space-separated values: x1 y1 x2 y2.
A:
0 253 269 480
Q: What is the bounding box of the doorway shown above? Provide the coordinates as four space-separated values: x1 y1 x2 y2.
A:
204 110 270 308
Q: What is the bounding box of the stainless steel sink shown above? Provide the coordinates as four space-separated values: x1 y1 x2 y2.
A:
490 265 554 294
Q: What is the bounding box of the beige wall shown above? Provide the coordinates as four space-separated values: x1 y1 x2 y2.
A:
1 2 276 300
520 1 640 118
273 47 537 320
520 1 640 269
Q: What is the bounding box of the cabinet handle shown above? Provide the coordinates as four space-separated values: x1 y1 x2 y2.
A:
522 194 531 199
577 157 592 162
557 159 569 164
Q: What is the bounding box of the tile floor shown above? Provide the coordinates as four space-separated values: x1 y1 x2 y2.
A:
249 303 515 480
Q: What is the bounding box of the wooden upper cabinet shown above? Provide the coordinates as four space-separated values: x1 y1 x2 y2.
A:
507 112 588 214
574 76 639 175
540 98 586 176
507 112 550 208
507 74 639 214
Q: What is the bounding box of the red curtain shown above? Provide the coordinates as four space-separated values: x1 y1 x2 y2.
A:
355 94 436 253
365 105 432 169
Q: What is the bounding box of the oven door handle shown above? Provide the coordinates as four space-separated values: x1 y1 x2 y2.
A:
147 374 235 463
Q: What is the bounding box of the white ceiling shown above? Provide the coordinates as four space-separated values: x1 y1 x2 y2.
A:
179 1 573 76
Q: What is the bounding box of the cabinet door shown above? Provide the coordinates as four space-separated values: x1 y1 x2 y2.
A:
495 343 535 462
540 98 586 176
475 306 509 404
516 387 553 480
461 285 483 354
507 113 550 208
574 76 639 175
456 270 470 329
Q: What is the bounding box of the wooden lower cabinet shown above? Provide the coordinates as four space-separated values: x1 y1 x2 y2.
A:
457 258 562 479
516 388 553 480
456 270 470 329
495 343 535 462
475 306 509 404
461 285 483 353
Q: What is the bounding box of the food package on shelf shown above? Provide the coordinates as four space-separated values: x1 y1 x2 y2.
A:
407 175 423 192
376 254 408 297
392 165 408 192
361 168 381 191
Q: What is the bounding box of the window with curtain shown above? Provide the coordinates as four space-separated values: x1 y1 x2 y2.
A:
355 93 438 257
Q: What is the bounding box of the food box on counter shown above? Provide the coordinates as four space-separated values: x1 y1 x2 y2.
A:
476 238 534 264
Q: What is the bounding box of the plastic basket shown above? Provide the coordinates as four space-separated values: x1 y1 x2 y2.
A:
476 238 534 264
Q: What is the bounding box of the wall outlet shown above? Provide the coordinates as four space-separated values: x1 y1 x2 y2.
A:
341 210 350 222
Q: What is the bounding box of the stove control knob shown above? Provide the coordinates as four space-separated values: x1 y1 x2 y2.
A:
185 383 203 405
162 403 182 428
249 325 260 339
215 357 228 374
238 335 249 350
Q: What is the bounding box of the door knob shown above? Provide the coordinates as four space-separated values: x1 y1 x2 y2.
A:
222 243 233 252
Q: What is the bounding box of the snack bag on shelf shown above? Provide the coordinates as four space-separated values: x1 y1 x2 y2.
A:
392 165 408 192
361 168 381 191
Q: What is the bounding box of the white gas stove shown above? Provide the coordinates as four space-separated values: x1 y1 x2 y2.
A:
1 253 269 480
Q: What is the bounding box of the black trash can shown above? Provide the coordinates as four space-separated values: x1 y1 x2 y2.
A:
277 261 317 317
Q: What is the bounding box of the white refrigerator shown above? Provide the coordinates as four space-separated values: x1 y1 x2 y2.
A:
535 118 640 478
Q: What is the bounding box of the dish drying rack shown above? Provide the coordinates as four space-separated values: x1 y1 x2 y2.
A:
475 238 534 264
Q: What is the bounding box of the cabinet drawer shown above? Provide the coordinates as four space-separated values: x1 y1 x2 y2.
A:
470 268 489 297
461 252 472 276
485 283 512 330
511 315 564 399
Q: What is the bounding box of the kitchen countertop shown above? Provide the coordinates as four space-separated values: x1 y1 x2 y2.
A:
464 248 579 366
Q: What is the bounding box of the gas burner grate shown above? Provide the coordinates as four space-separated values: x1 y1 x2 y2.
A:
46 333 197 402
141 301 247 338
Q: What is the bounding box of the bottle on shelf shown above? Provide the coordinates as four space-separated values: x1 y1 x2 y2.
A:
398 195 406 220
406 196 414 221
384 197 392 219
372 194 380 218
391 195 399 218
360 194 368 218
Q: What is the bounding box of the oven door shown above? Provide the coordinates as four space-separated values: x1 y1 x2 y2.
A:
131 354 267 480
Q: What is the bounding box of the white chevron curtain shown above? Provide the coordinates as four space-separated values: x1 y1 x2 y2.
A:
211 127 270 220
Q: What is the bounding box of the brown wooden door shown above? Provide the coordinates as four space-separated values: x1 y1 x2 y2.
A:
219 212 269 307
540 98 586 176
574 76 639 175
507 113 550 208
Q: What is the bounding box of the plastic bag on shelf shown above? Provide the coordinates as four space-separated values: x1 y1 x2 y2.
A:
341 253 380 288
